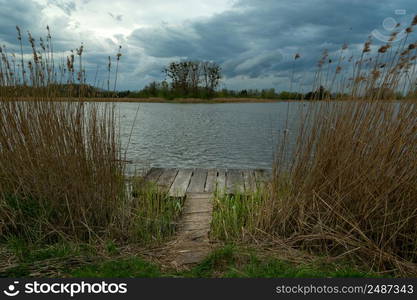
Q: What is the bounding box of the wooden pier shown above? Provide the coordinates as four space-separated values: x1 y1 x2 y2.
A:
143 168 271 197
141 168 271 267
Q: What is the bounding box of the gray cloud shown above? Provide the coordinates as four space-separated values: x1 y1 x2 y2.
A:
0 0 45 45
1 0 417 90
129 0 417 89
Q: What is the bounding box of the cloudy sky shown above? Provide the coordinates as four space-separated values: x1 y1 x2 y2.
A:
1 0 416 91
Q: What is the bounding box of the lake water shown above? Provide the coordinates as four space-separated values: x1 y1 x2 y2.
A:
116 102 306 170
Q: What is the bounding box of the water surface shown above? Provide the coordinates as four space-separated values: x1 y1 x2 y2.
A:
116 102 305 170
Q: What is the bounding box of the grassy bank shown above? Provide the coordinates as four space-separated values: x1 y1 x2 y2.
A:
0 243 379 278
72 245 381 278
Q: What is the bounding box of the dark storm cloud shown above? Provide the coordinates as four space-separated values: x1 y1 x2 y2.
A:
0 0 44 45
129 0 417 86
1 0 417 90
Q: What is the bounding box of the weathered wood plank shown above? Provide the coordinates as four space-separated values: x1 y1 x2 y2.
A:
254 169 271 190
243 169 256 192
187 169 208 193
157 168 178 191
226 169 244 194
216 169 226 194
204 169 217 193
236 169 246 194
171 192 213 266
144 168 270 195
144 167 163 183
169 169 192 197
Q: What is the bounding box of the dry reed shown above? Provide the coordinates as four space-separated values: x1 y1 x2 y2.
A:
0 27 136 244
211 16 417 276
263 16 417 276
267 101 417 276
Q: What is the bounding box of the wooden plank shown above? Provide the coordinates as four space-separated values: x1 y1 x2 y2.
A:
216 169 226 194
144 167 163 183
145 168 270 194
236 169 246 194
169 169 192 197
187 169 208 193
226 169 244 194
254 169 271 190
204 169 217 193
243 169 256 192
157 168 178 191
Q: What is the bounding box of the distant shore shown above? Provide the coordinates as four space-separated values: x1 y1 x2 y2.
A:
8 97 290 103
82 97 288 103
8 97 416 103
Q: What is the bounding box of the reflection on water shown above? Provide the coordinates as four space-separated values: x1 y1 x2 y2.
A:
115 102 306 170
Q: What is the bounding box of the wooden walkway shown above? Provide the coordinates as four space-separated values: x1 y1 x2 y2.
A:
167 192 214 266
142 168 271 267
144 168 271 197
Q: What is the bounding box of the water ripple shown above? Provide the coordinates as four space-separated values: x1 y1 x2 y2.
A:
115 102 303 169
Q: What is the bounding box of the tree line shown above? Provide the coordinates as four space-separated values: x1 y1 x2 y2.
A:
7 58 407 100
118 59 327 100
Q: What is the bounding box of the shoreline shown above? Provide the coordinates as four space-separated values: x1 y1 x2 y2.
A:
6 97 417 104
6 97 295 103
92 97 290 103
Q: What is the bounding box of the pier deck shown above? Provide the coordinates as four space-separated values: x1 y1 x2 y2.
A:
143 168 271 197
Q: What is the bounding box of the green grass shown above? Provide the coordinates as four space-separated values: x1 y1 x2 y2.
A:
70 258 162 278
129 179 184 244
1 242 380 278
70 245 380 278
178 245 381 278
1 240 383 278
211 189 267 241
0 238 96 277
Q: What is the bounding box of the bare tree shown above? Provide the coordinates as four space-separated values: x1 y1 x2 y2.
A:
163 60 222 97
